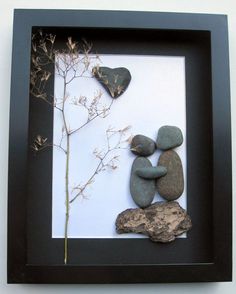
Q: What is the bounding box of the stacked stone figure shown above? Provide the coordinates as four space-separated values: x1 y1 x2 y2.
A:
116 125 192 242
130 126 184 208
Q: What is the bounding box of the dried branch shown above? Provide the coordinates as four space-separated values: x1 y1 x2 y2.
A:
69 92 114 135
31 134 67 154
30 31 128 265
31 32 100 107
70 126 132 203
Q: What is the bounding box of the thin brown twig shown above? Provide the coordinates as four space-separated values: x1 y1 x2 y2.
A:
70 126 131 203
69 99 114 135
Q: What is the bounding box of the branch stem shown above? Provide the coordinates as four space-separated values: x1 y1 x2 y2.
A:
62 75 70 265
64 133 70 264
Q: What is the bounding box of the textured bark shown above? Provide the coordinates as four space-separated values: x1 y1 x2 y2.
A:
116 201 192 242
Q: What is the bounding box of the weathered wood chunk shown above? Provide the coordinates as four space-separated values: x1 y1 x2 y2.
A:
116 201 192 242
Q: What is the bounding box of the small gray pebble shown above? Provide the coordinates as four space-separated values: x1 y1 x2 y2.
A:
130 157 156 208
136 166 167 179
131 135 156 156
156 125 183 150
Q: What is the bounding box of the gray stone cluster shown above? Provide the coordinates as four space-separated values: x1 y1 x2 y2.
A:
130 125 184 208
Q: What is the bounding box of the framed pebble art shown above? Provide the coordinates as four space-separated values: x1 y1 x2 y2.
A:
8 9 232 283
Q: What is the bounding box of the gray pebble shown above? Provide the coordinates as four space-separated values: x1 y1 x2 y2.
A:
156 125 183 150
136 166 167 179
130 135 156 156
130 157 156 208
156 150 184 201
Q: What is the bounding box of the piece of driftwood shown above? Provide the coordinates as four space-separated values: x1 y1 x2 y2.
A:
116 201 192 242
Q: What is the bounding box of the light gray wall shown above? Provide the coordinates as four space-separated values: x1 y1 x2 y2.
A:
0 0 235 293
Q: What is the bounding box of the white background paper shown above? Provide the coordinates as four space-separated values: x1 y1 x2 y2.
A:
52 54 187 238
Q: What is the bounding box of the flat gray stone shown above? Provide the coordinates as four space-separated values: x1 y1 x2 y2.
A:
136 166 167 179
116 201 192 242
156 150 184 200
92 66 131 98
156 125 183 150
130 157 156 208
130 135 156 156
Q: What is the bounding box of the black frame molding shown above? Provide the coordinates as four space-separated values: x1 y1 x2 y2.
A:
8 9 232 283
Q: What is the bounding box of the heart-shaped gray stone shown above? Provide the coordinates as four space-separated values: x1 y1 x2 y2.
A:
92 66 131 98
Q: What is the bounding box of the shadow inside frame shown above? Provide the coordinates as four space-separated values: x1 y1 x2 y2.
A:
27 27 213 266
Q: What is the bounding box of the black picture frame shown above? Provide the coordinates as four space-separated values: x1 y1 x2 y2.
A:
8 9 232 283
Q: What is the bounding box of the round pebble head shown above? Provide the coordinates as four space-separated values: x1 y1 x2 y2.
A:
130 135 156 156
156 125 183 150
